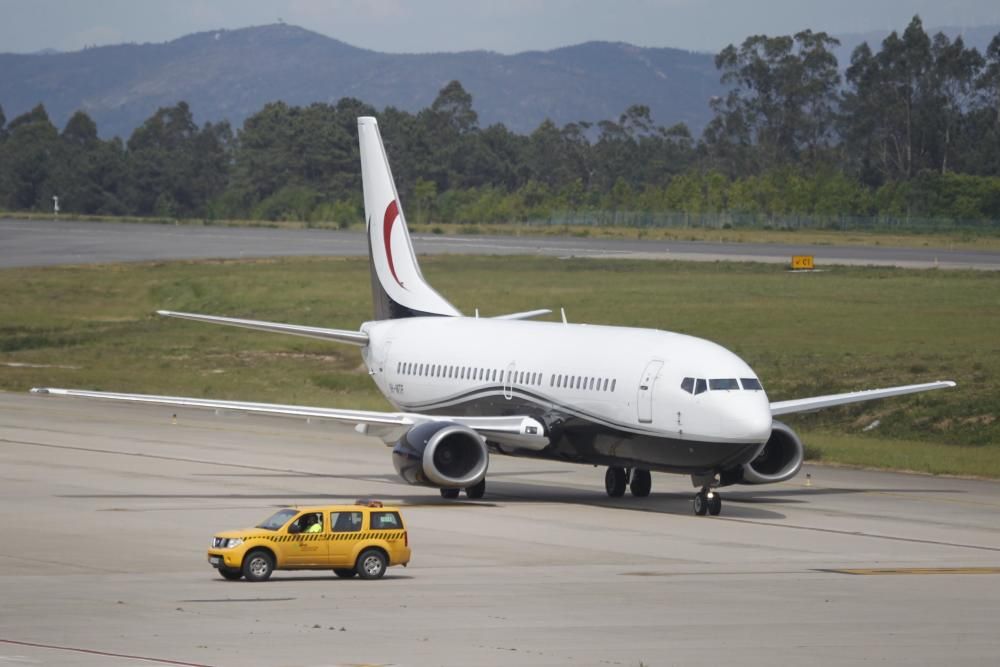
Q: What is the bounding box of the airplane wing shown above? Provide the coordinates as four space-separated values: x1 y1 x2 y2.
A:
29 387 548 451
156 311 368 346
770 380 956 416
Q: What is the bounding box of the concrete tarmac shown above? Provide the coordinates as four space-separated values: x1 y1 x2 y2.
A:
3 218 1000 270
2 392 999 666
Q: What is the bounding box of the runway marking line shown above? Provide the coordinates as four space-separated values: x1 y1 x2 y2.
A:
824 566 1000 576
865 489 1000 510
781 480 1000 510
0 639 215 666
179 597 296 603
722 516 1000 553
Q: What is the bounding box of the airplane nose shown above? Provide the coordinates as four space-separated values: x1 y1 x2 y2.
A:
746 410 774 441
727 405 773 442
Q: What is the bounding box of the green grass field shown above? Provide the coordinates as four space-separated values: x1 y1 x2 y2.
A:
1 255 997 477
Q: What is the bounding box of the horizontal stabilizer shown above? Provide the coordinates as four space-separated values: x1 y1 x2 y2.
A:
770 380 956 416
156 310 368 346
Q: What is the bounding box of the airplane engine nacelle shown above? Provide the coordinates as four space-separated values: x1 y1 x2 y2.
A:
392 421 489 489
721 420 804 486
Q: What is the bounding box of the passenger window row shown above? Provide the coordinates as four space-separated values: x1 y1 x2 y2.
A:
394 361 617 392
395 362 546 387
680 377 763 394
550 374 616 392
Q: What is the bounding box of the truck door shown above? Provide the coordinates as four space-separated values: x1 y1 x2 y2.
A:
284 512 330 566
328 510 364 567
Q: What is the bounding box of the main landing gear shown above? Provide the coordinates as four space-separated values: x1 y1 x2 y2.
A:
440 478 487 500
604 467 652 498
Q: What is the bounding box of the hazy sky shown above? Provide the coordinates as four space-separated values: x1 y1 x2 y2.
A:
2 0 998 55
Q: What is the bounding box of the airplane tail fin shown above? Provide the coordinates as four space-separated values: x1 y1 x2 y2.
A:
358 116 461 320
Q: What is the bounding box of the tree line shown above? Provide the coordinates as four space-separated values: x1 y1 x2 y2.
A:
1 16 999 227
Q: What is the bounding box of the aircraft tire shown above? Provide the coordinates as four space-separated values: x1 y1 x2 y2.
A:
465 479 486 499
440 488 460 499
708 493 722 516
693 492 709 516
630 469 652 497
605 466 627 497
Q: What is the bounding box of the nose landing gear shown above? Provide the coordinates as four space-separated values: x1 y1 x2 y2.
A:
693 487 722 516
690 473 723 516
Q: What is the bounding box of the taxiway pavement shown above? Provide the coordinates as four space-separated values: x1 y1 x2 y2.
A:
3 218 999 270
1 392 998 666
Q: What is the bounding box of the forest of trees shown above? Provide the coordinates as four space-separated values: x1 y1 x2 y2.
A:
2 17 999 229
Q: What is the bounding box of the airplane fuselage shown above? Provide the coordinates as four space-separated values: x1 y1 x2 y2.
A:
362 317 773 474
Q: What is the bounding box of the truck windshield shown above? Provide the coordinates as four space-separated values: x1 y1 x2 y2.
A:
256 508 298 531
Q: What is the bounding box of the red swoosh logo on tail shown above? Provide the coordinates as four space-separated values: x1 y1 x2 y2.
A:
382 200 405 289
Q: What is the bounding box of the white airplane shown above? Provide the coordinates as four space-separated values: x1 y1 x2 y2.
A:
33 116 956 515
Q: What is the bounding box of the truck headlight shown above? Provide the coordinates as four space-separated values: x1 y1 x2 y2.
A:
212 537 244 548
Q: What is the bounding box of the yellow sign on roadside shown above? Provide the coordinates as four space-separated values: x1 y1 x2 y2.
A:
791 255 815 270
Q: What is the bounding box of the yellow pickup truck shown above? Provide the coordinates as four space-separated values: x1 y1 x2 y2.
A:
207 501 411 581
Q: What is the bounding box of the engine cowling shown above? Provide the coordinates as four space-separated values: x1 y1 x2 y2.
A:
392 421 489 489
721 420 804 486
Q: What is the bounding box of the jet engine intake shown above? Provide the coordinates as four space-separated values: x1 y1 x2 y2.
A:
392 421 489 488
721 420 804 486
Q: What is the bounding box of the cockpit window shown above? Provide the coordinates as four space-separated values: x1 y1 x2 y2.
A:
684 377 760 393
709 378 740 391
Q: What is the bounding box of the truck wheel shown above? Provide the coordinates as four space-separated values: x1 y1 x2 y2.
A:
242 550 274 582
356 549 387 579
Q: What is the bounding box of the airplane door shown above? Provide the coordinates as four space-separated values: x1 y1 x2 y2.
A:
637 360 664 424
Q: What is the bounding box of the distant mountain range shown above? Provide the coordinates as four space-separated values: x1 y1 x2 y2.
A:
0 24 723 139
1 23 996 140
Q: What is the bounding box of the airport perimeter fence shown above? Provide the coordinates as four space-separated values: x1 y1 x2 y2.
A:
527 211 1000 234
